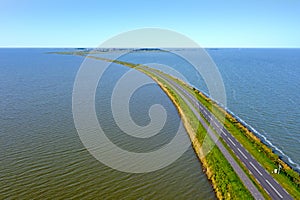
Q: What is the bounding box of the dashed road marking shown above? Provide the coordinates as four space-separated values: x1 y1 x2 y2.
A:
222 131 227 136
228 137 236 146
255 178 263 189
250 162 262 176
237 148 248 159
266 179 283 199
155 72 289 199
265 188 270 195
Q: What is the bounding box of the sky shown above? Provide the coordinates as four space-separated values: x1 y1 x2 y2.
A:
1 0 300 48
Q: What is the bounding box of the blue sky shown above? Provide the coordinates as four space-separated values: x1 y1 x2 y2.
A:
1 0 299 48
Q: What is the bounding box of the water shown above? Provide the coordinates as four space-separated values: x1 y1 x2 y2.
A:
208 48 300 171
1 48 299 199
0 49 215 199
112 48 300 171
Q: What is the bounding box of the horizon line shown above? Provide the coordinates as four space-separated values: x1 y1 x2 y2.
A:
1 46 300 49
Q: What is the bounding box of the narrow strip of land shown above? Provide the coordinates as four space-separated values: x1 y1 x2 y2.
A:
146 68 292 200
146 69 264 200
55 51 298 199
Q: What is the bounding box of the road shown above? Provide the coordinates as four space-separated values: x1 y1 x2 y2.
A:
147 68 293 200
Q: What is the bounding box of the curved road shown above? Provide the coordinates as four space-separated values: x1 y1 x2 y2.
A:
147 68 293 200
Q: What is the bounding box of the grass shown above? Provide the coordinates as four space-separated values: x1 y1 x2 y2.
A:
146 68 271 199
140 68 253 199
53 51 300 199
171 77 300 199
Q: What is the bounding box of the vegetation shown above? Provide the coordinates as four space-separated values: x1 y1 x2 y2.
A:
48 48 166 56
140 68 253 199
172 78 300 199
53 51 300 199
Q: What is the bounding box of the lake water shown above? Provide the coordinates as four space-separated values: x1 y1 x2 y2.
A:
209 48 300 171
0 48 215 199
113 48 300 171
1 48 299 199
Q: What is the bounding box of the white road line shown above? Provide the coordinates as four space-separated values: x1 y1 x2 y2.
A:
256 178 261 185
265 188 270 195
250 162 262 176
161 75 287 199
237 148 248 159
266 179 283 199
228 137 236 146
222 131 227 136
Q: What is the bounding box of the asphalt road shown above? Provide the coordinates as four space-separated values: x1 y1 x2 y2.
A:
148 69 293 200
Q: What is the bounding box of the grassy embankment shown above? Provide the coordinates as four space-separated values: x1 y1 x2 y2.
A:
170 76 300 199
138 67 254 199
54 51 299 198
65 53 254 199
151 69 271 199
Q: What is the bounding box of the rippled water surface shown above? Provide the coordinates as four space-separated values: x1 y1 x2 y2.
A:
116 48 300 171
0 49 215 199
209 48 300 170
1 48 299 199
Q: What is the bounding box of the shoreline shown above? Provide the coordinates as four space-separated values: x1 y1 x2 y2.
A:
140 68 254 199
198 89 300 173
53 51 300 198
148 75 225 199
149 71 299 198
52 49 299 173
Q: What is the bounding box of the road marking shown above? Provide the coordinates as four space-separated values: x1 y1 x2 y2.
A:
157 73 288 199
237 148 248 159
266 179 283 199
250 162 262 176
256 178 262 186
265 188 270 195
222 131 227 136
228 137 236 146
